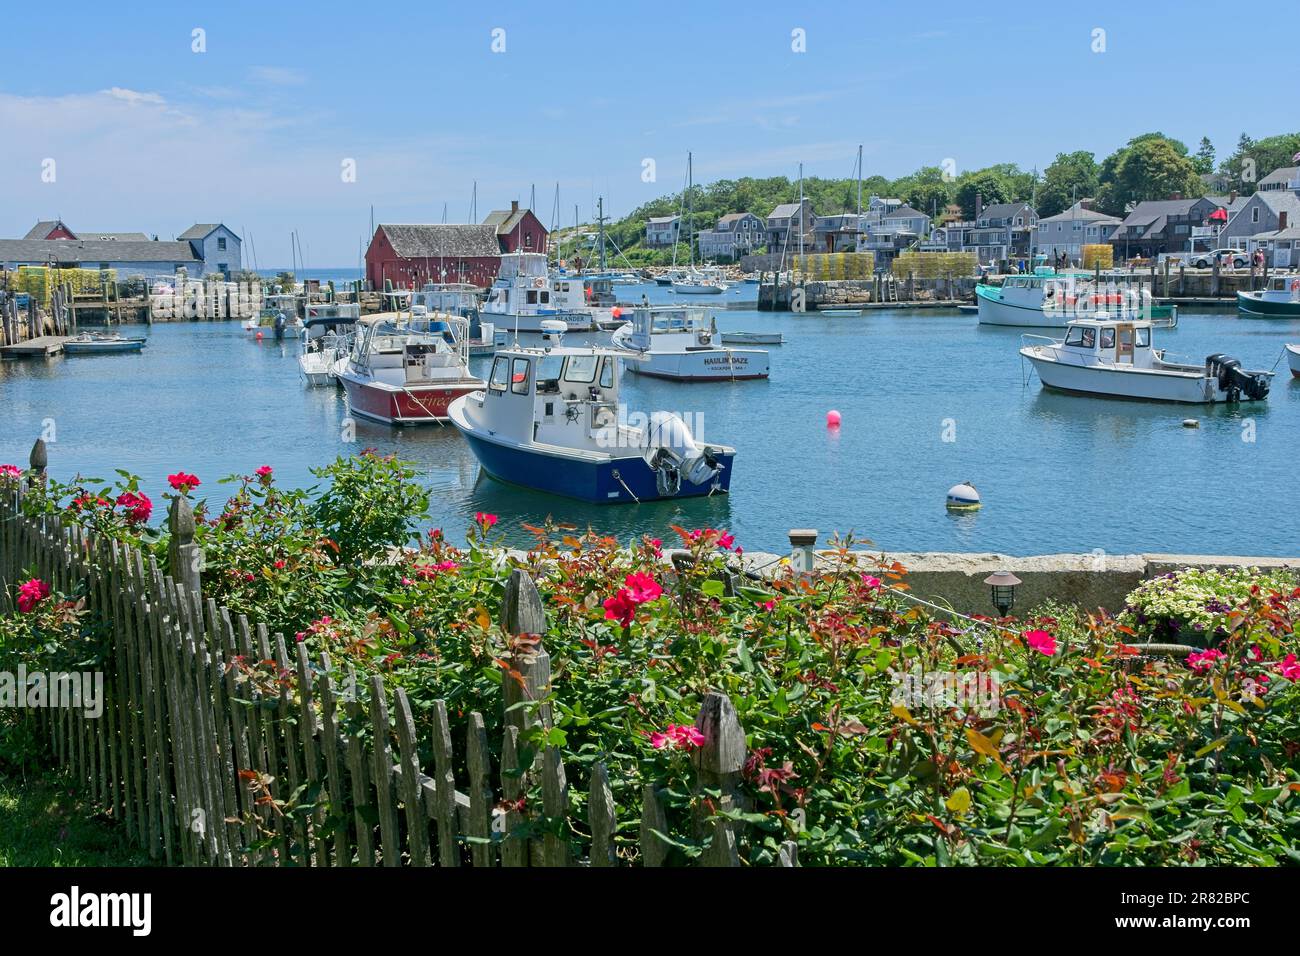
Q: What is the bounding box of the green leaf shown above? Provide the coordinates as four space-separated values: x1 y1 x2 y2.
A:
1195 736 1230 758
945 787 971 814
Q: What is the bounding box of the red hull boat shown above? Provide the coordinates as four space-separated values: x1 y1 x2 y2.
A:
335 310 484 425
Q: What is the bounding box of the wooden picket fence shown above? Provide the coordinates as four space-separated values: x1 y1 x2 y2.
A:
0 440 793 867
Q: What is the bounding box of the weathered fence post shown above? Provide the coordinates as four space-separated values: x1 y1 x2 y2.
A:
167 495 202 596
29 437 47 486
500 568 550 733
498 567 553 865
691 691 746 866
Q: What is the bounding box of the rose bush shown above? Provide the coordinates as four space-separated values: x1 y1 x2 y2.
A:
6 456 1298 865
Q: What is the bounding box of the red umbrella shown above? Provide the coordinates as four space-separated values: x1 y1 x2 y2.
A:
1208 208 1228 221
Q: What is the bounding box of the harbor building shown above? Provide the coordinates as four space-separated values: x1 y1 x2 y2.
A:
365 203 549 290
1032 202 1121 262
1108 198 1221 260
697 213 765 259
1 220 241 276
482 201 549 255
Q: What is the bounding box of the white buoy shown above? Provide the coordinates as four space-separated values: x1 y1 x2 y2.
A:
1182 418 1199 428
946 481 981 511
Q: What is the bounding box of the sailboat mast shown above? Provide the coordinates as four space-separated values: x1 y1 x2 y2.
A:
798 163 805 261
856 144 863 248
597 196 607 272
550 183 560 269
688 151 695 270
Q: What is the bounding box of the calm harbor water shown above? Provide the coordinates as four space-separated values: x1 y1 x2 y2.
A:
2 282 1297 556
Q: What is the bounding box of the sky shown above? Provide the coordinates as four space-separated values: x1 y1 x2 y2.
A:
0 0 1286 266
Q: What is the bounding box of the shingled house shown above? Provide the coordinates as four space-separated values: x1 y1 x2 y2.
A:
2 220 240 275
482 201 549 254
365 203 550 289
364 223 505 289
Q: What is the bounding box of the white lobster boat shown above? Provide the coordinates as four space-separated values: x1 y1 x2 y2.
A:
479 253 610 334
611 307 769 381
671 272 727 295
1020 316 1272 404
448 323 735 503
298 309 358 386
1286 343 1300 378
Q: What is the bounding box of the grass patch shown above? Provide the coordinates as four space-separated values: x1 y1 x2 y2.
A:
0 770 150 867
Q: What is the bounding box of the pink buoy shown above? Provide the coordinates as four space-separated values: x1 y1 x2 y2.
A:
255 331 264 341
826 409 842 428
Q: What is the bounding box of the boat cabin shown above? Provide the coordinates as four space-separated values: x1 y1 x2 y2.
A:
261 292 301 320
484 253 559 314
1259 274 1300 301
347 312 474 385
412 282 481 316
477 343 635 448
620 306 714 351
584 276 617 307
1057 318 1157 367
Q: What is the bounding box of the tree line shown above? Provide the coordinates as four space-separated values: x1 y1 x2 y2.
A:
593 130 1300 259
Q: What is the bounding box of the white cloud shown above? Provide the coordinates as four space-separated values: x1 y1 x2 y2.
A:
248 66 308 86
102 87 166 106
0 88 488 264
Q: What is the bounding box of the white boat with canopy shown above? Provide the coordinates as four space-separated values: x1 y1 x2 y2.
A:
611 307 769 381
332 310 484 424
1020 316 1271 404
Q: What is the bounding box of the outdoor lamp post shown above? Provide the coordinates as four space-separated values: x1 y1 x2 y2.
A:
983 570 1022 617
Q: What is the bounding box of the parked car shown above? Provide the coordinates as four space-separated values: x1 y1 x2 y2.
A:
1190 248 1248 269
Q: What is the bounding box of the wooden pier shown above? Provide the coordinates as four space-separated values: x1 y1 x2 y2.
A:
0 335 69 357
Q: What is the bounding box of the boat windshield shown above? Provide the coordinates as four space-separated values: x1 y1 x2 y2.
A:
365 322 451 353
1064 326 1096 348
562 355 599 383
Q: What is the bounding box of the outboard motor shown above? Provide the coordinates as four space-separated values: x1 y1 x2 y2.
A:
641 412 723 495
273 311 287 340
1206 354 1270 401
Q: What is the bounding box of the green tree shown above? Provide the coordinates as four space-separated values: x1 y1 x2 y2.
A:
1098 137 1202 215
1037 151 1099 218
1192 137 1215 176
955 170 1009 219
1218 132 1300 194
893 166 952 218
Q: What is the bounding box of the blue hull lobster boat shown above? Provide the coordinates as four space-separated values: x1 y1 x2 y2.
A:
448 322 736 503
